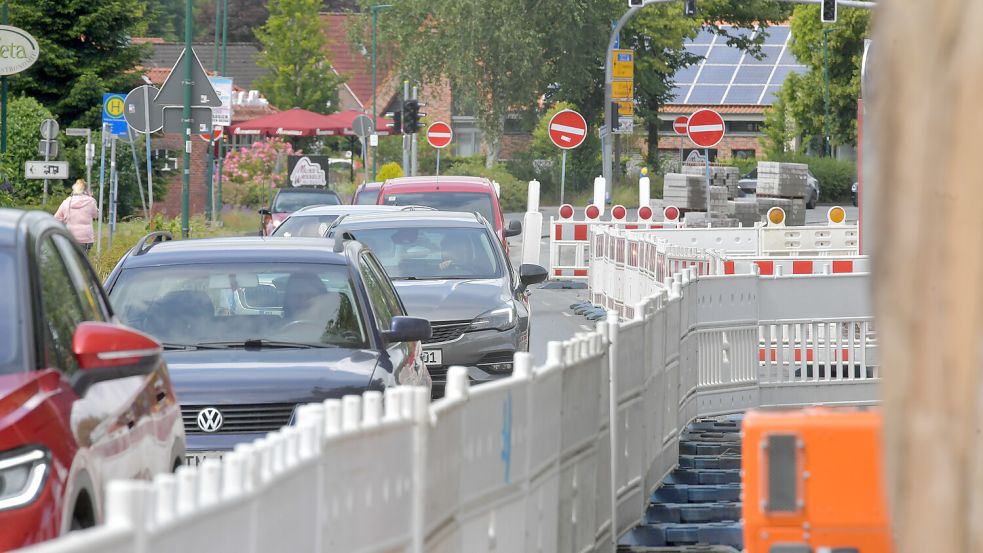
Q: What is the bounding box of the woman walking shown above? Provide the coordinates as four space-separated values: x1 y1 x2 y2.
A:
54 179 100 253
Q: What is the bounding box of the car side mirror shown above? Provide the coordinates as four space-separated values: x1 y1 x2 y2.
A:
258 208 271 216
518 263 548 292
381 316 432 344
504 219 522 238
71 322 161 395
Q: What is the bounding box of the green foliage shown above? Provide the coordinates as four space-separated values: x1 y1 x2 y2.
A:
375 162 404 181
194 0 269 44
768 153 857 202
766 6 870 151
222 138 298 208
7 0 148 128
0 96 55 200
255 0 346 113
718 157 757 177
445 159 526 212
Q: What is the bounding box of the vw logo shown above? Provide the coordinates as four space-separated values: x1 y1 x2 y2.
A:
196 407 224 432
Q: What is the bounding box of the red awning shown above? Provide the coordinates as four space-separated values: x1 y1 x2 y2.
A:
314 110 394 137
228 108 337 137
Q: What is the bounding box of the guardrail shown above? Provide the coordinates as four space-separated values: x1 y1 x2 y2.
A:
25 265 877 553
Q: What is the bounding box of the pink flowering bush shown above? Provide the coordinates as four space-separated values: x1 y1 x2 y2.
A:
223 138 300 207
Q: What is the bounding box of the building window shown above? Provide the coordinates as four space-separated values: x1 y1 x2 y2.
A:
732 149 757 159
452 125 483 157
727 120 762 134
658 119 675 133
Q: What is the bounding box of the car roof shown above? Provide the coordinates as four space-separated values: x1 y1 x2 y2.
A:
292 205 407 216
332 210 487 230
357 182 382 190
380 176 494 193
276 187 340 195
119 236 353 268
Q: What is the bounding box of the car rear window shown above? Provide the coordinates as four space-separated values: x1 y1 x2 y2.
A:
271 215 340 237
382 191 496 227
353 189 379 205
347 226 502 280
109 263 368 349
0 250 22 374
273 190 341 213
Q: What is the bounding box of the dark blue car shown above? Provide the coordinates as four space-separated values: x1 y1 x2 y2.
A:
104 233 431 464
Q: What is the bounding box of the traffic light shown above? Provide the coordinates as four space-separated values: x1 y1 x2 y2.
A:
402 99 426 134
387 105 403 135
610 102 620 125
683 0 697 17
821 0 837 23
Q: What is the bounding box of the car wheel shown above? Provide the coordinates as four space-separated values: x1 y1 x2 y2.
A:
69 492 96 531
806 190 817 210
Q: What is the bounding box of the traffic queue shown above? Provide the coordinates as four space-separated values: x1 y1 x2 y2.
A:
0 174 545 550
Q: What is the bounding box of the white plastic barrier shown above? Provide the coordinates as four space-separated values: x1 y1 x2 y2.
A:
23 269 878 553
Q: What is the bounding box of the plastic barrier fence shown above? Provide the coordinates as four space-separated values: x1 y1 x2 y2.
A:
24 268 877 553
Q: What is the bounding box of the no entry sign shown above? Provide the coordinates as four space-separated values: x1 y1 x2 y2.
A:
548 109 588 150
673 116 689 136
426 121 453 149
686 109 725 148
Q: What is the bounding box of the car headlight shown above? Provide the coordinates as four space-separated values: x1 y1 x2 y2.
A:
0 447 49 511
470 306 516 332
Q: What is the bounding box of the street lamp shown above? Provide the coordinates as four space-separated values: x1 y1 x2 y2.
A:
371 4 393 178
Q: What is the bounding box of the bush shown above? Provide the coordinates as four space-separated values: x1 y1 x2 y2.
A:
223 138 299 209
445 159 527 212
770 153 857 203
375 161 404 181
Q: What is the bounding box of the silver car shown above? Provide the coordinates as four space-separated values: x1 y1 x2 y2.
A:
328 211 548 397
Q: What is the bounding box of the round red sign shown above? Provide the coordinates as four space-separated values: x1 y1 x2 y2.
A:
686 109 725 148
426 121 453 149
673 116 689 136
548 109 588 150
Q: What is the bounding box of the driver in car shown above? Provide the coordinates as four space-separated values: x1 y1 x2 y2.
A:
281 273 330 327
438 235 476 273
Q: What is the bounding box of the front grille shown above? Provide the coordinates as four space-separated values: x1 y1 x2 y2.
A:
427 366 449 383
425 321 470 344
181 403 295 434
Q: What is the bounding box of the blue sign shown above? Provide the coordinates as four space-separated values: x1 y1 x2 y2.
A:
102 93 128 136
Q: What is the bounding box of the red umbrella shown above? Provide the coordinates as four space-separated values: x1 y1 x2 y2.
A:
228 108 338 137
314 110 394 136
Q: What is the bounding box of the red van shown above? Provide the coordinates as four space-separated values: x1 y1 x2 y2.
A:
376 176 522 245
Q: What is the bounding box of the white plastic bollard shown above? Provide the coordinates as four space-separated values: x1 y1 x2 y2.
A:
222 451 244 499
639 175 651 211
521 210 543 267
152 472 177 525
175 465 198 516
362 390 383 427
593 176 606 217
384 387 403 422
513 352 532 379
198 459 222 506
527 179 540 213
323 399 342 438
445 366 470 400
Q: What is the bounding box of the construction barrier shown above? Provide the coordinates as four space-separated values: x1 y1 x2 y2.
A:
26 266 878 553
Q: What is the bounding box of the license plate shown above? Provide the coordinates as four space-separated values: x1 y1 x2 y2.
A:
184 451 225 467
422 349 442 365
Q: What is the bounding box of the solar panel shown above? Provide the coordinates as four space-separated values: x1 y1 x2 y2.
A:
669 25 807 105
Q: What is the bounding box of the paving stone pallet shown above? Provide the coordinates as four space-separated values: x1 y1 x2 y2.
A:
756 196 806 226
664 173 708 210
682 165 740 199
756 161 808 198
621 417 745 551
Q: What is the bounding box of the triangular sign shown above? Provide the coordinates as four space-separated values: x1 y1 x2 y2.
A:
154 47 222 108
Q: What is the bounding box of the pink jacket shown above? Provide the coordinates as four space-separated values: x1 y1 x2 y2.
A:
54 194 100 244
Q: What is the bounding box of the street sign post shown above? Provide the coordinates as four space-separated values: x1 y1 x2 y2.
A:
67 127 93 194
352 115 374 182
24 161 68 179
686 108 726 215
102 94 128 136
154 48 221 108
38 119 60 204
426 121 453 177
123 85 163 134
548 109 588 205
162 106 213 134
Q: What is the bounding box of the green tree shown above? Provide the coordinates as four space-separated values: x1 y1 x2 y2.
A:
6 0 149 128
0 96 55 201
255 0 346 114
768 5 870 152
194 0 269 43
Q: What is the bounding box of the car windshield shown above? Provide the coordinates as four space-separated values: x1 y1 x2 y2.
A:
353 189 379 205
273 191 340 213
346 226 502 280
0 249 21 374
109 263 368 349
382 192 495 227
272 215 340 237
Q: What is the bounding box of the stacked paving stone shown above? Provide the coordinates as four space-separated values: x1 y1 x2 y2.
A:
756 196 806 226
728 199 760 227
663 173 708 210
682 165 741 199
756 162 808 198
708 185 729 214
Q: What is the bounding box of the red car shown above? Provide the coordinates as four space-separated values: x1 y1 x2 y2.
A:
0 210 184 549
376 176 522 245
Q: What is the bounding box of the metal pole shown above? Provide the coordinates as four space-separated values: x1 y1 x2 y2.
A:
372 8 378 177
85 131 92 195
127 126 148 217
212 0 220 69
181 0 193 238
108 136 117 249
362 137 369 182
823 28 831 157
603 6 642 200
435 148 441 178
215 134 224 224
704 148 710 219
143 85 154 216
42 136 50 205
97 124 107 254
1 1 7 154
221 0 228 75
205 133 214 221
402 81 409 173
560 150 567 205
411 86 418 177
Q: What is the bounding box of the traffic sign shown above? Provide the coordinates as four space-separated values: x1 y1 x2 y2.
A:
162 106 213 134
673 116 689 136
209 76 234 127
352 115 374 138
199 128 223 142
38 140 58 157
548 109 588 150
102 93 129 136
615 100 634 117
155 47 221 107
124 85 164 134
25 161 68 180
612 49 634 79
426 121 453 149
40 119 59 140
612 80 633 100
686 108 725 149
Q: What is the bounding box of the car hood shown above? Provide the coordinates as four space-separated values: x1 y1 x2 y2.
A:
163 348 379 406
393 277 510 322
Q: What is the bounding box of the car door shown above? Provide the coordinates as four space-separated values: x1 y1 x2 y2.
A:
357 253 426 387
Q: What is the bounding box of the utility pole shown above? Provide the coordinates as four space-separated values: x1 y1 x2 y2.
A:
181 0 193 238
371 4 393 178
0 1 8 154
215 0 228 225
206 0 221 223
822 26 836 157
411 85 418 176
402 80 409 173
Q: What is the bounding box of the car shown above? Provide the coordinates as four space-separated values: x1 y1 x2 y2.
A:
0 210 184 549
737 168 821 209
327 211 548 397
352 181 383 205
270 204 433 238
259 187 342 236
376 176 523 246
104 233 431 463
851 181 858 207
